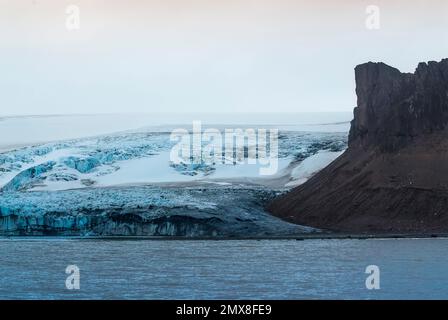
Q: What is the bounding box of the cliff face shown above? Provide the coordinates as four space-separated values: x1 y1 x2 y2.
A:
269 59 448 234
349 59 448 151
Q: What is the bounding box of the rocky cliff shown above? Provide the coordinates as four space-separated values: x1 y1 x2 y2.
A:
269 59 448 234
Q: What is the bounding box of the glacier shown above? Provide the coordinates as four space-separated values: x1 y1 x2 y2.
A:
0 185 314 237
0 131 347 191
0 129 347 237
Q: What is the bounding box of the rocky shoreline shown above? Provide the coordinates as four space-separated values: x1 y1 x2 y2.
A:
2 232 447 240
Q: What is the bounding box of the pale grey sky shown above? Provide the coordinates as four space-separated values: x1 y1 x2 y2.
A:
1 0 448 116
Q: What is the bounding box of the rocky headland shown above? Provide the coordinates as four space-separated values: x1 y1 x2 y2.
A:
269 59 448 234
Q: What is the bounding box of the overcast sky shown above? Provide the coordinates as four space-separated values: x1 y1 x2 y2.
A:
1 0 448 116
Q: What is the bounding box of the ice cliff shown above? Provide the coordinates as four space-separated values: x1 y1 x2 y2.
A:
0 186 315 237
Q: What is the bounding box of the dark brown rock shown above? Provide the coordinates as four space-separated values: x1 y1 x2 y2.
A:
269 59 448 234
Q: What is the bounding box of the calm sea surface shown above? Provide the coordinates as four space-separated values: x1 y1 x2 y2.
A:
0 238 447 299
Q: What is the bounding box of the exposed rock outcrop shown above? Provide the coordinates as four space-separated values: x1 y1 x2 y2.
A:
269 59 448 233
349 59 448 150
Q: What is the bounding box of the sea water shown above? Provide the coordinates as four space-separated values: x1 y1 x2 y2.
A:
0 238 447 299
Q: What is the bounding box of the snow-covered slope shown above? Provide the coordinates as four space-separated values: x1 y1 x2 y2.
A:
0 130 347 191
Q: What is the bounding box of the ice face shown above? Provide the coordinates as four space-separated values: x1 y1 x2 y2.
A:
0 185 317 236
1 161 56 192
62 156 101 173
